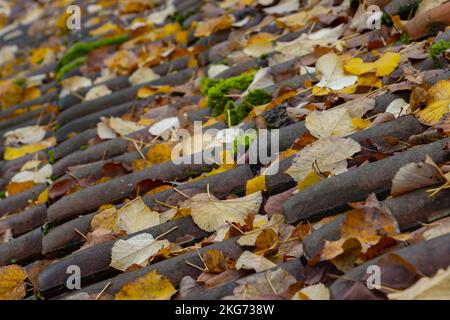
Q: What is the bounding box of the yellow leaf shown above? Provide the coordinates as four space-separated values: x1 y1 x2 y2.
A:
276 5 330 30
416 80 450 126
137 85 172 98
89 21 119 36
23 86 41 102
4 138 56 161
137 117 155 126
344 52 401 76
37 188 48 204
190 192 263 232
6 181 36 196
91 207 118 231
0 265 27 300
297 170 322 191
175 30 188 45
194 15 235 38
352 118 371 129
115 270 177 300
146 143 172 164
246 175 267 195
30 47 54 66
243 33 275 57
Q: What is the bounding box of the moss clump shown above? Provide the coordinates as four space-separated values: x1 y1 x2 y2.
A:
232 131 257 156
429 40 450 64
57 34 129 79
225 89 273 126
201 72 255 116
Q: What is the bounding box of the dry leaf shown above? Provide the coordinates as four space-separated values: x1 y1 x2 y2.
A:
391 156 444 196
129 67 160 86
292 283 330 300
110 233 170 271
388 266 450 300
190 192 263 232
115 269 177 300
4 125 46 145
194 15 235 38
0 265 27 300
286 137 361 182
114 197 160 234
225 267 297 299
235 251 276 273
305 108 356 138
314 53 358 93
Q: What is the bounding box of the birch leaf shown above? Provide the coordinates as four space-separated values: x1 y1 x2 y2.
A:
115 270 177 300
110 233 169 271
114 197 161 234
305 108 356 138
286 137 361 182
4 125 46 145
236 251 276 272
314 53 358 92
190 192 263 232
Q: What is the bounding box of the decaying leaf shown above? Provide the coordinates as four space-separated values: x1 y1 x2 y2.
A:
190 192 263 232
194 15 235 38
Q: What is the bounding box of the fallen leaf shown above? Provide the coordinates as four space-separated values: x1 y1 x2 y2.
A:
3 125 46 145
4 137 56 160
84 85 111 101
388 266 450 300
108 117 145 136
114 197 161 234
129 67 160 86
313 53 358 93
292 283 330 300
0 265 27 300
275 24 345 58
115 269 177 300
190 192 263 232
305 108 356 138
225 267 297 299
148 116 180 140
286 137 361 182
243 33 275 58
11 163 52 184
246 175 267 195
194 15 235 38
391 156 445 196
91 207 118 232
235 251 276 272
344 52 401 77
110 233 170 271
385 98 411 118
203 249 228 273
416 80 450 126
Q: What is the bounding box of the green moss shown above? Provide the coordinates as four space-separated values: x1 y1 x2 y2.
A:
429 39 450 64
47 149 55 164
56 55 86 80
202 72 256 117
57 34 129 79
400 33 411 45
0 191 5 199
225 89 272 126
